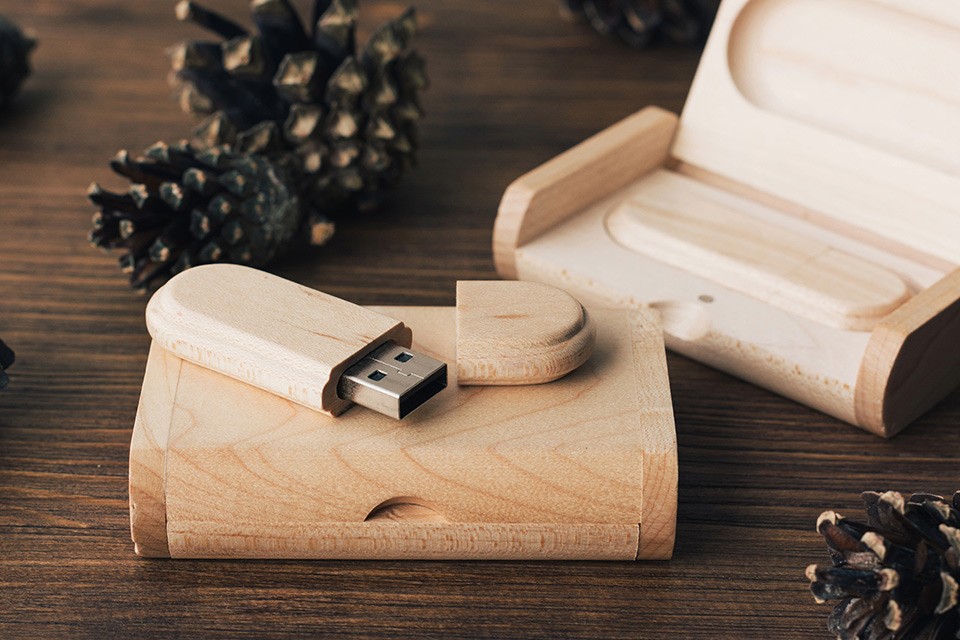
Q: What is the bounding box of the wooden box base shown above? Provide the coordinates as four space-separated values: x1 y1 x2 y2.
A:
129 306 677 561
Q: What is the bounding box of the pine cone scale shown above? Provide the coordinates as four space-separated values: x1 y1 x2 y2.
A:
251 0 311 60
176 1 248 41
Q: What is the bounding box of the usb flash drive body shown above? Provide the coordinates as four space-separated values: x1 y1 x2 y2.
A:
145 264 447 420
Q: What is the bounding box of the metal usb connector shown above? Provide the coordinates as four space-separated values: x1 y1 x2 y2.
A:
337 341 447 419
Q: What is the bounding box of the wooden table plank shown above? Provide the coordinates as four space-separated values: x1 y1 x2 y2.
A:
1 1 958 638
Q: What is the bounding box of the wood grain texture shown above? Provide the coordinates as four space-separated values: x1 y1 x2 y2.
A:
607 169 912 331
674 0 960 267
146 264 412 416
456 280 595 385
494 106 678 279
1 1 958 638
128 342 178 558
504 174 873 426
855 268 960 437
672 160 957 276
134 306 672 560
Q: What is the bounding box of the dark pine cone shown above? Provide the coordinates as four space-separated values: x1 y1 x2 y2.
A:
559 0 719 48
807 491 960 640
170 0 427 214
0 339 14 390
88 141 319 292
0 15 36 107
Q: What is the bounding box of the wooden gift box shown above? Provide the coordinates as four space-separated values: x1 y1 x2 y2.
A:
128 268 677 561
494 0 960 437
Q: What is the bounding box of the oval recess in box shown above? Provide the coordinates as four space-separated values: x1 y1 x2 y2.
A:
603 170 913 331
649 301 712 343
365 497 448 523
727 0 960 176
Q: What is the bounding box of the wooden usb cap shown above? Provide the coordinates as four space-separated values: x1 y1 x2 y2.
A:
494 0 960 437
129 266 677 560
145 263 419 418
456 280 596 385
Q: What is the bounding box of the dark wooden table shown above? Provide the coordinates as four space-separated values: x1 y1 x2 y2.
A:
1 1 957 638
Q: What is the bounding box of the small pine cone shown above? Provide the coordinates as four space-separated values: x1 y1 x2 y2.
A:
0 339 14 390
170 0 427 215
0 15 36 107
559 0 719 48
88 142 314 292
806 491 960 640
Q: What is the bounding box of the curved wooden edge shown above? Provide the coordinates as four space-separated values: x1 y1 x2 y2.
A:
456 281 596 385
493 106 679 279
129 342 178 558
855 268 960 437
628 308 678 559
459 312 594 385
638 448 677 560
167 523 640 561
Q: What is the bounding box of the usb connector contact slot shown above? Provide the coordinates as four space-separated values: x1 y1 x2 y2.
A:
338 341 447 419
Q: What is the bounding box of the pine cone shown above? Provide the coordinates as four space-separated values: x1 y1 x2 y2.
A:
807 491 960 640
0 15 36 107
170 0 427 214
559 0 719 48
0 339 14 390
88 141 323 292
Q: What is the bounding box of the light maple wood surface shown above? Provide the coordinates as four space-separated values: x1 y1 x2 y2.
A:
495 106 678 280
606 169 912 331
128 342 178 559
146 264 413 417
671 161 953 283
131 305 677 560
493 0 960 437
675 0 960 269
855 268 960 435
456 280 596 385
507 196 868 427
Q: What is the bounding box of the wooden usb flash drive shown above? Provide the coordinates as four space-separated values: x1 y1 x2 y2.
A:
494 0 960 437
145 264 446 420
129 265 677 560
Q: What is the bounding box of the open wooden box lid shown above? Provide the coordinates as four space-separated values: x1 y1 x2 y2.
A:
492 0 960 436
672 0 960 270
